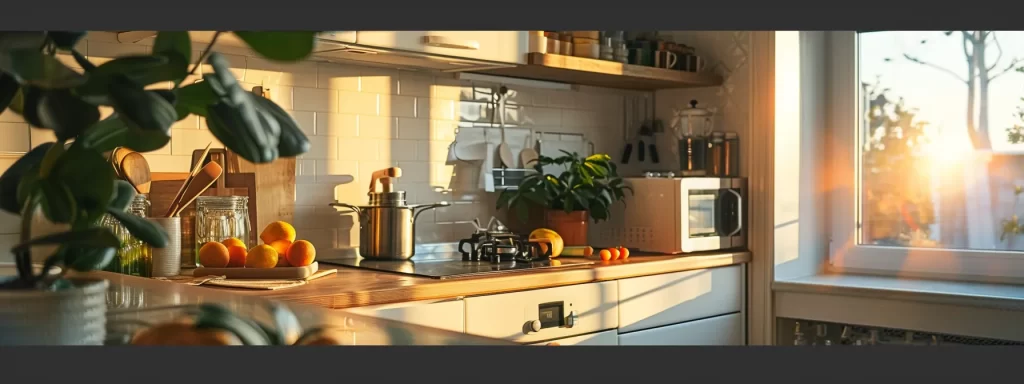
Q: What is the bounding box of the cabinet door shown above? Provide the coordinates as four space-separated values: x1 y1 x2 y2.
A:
617 265 744 334
529 330 619 346
619 313 744 346
355 31 526 64
344 299 465 333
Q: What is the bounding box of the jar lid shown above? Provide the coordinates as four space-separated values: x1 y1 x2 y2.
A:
197 195 249 203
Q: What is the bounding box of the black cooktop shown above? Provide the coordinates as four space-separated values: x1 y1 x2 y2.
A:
319 252 594 279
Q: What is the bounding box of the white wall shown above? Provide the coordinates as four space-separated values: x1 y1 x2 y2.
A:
0 32 639 261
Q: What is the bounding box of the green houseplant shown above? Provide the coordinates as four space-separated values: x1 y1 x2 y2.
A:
0 31 318 345
496 151 631 245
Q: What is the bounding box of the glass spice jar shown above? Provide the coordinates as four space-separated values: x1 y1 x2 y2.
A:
102 194 152 277
193 196 251 266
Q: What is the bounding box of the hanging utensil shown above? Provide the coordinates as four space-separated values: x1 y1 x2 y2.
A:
520 129 539 168
119 152 151 194
496 86 514 168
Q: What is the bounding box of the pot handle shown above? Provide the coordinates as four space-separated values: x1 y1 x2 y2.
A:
411 201 451 222
329 202 361 215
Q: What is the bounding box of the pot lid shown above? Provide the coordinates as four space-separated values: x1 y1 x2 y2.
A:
674 100 714 117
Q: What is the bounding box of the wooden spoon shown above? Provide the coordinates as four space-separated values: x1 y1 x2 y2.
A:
119 152 151 194
165 142 213 217
170 161 223 217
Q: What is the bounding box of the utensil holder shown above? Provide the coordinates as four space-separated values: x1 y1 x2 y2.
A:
150 217 181 277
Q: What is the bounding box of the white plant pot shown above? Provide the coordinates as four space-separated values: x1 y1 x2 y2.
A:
0 277 108 345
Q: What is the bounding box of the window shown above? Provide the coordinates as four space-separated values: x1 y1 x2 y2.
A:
829 31 1024 282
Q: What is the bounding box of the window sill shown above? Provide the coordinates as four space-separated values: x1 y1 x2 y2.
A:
773 273 1024 342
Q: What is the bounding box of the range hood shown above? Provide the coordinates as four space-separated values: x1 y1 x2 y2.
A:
115 31 518 73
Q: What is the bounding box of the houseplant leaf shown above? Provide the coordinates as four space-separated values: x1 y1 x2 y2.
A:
47 32 87 50
0 73 19 111
108 75 177 133
51 146 114 225
0 142 53 214
16 86 45 128
250 93 310 157
106 207 167 248
174 81 215 119
0 49 86 88
37 180 76 224
233 31 317 62
152 31 192 65
37 89 100 141
75 114 171 153
64 246 117 272
109 180 137 212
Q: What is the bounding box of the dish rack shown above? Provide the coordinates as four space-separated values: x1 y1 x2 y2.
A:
493 168 538 190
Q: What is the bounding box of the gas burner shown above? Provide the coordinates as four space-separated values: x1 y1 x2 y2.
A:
457 220 552 263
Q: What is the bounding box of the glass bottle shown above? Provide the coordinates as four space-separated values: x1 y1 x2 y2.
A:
793 321 807 346
102 194 152 277
815 323 832 346
193 196 251 266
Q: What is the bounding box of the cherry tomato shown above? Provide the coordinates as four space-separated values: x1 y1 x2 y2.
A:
598 249 612 261
619 247 630 260
608 248 620 260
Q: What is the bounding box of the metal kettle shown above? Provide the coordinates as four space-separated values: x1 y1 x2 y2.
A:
329 167 449 260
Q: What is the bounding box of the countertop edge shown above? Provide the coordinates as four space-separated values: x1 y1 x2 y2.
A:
265 251 752 309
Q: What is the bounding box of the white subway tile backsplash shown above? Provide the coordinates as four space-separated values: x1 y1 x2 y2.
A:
358 115 396 139
288 110 316 136
315 160 358 184
398 72 432 97
338 91 378 115
359 67 398 94
304 136 338 160
293 87 338 113
0 123 30 152
314 112 357 137
379 94 417 118
316 63 360 91
337 138 380 161
0 34 636 248
396 118 430 140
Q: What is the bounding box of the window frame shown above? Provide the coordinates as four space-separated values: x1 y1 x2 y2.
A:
827 31 1024 283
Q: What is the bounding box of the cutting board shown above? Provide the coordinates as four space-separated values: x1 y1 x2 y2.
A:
193 262 319 279
225 151 296 235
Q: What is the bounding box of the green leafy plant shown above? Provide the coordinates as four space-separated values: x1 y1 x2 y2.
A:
0 31 318 290
496 151 632 223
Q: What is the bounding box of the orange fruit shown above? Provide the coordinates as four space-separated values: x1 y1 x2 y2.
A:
529 228 564 258
608 248 620 260
598 249 612 261
222 237 246 249
260 221 296 244
245 244 278 269
619 247 630 260
198 242 230 268
269 240 293 267
226 245 247 268
286 240 317 267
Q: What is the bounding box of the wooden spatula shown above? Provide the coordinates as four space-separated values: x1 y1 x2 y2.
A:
119 152 151 194
170 161 223 217
165 142 213 217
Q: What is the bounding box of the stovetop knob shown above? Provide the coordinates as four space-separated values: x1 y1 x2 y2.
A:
525 320 542 334
564 311 578 328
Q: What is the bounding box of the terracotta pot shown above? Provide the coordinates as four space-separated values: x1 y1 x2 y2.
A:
543 209 589 246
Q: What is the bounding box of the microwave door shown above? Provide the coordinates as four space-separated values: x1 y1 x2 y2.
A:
681 189 729 253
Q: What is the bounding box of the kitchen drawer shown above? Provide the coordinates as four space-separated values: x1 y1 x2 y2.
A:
617 264 743 334
345 298 465 333
619 312 744 346
464 281 618 344
355 31 527 64
529 330 619 346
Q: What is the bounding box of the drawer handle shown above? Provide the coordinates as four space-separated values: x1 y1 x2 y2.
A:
422 36 480 50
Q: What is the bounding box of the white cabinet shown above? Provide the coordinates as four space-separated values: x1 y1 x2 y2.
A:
617 265 744 334
345 298 465 333
529 330 619 346
354 31 527 64
464 281 619 344
619 313 744 346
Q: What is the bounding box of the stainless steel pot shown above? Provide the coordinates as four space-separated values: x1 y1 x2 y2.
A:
330 167 449 260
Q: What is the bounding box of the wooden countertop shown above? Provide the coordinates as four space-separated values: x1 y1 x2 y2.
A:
198 250 751 310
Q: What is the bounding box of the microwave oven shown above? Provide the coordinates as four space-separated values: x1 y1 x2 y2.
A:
591 176 746 254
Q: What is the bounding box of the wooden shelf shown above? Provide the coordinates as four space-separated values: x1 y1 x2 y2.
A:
475 53 723 91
